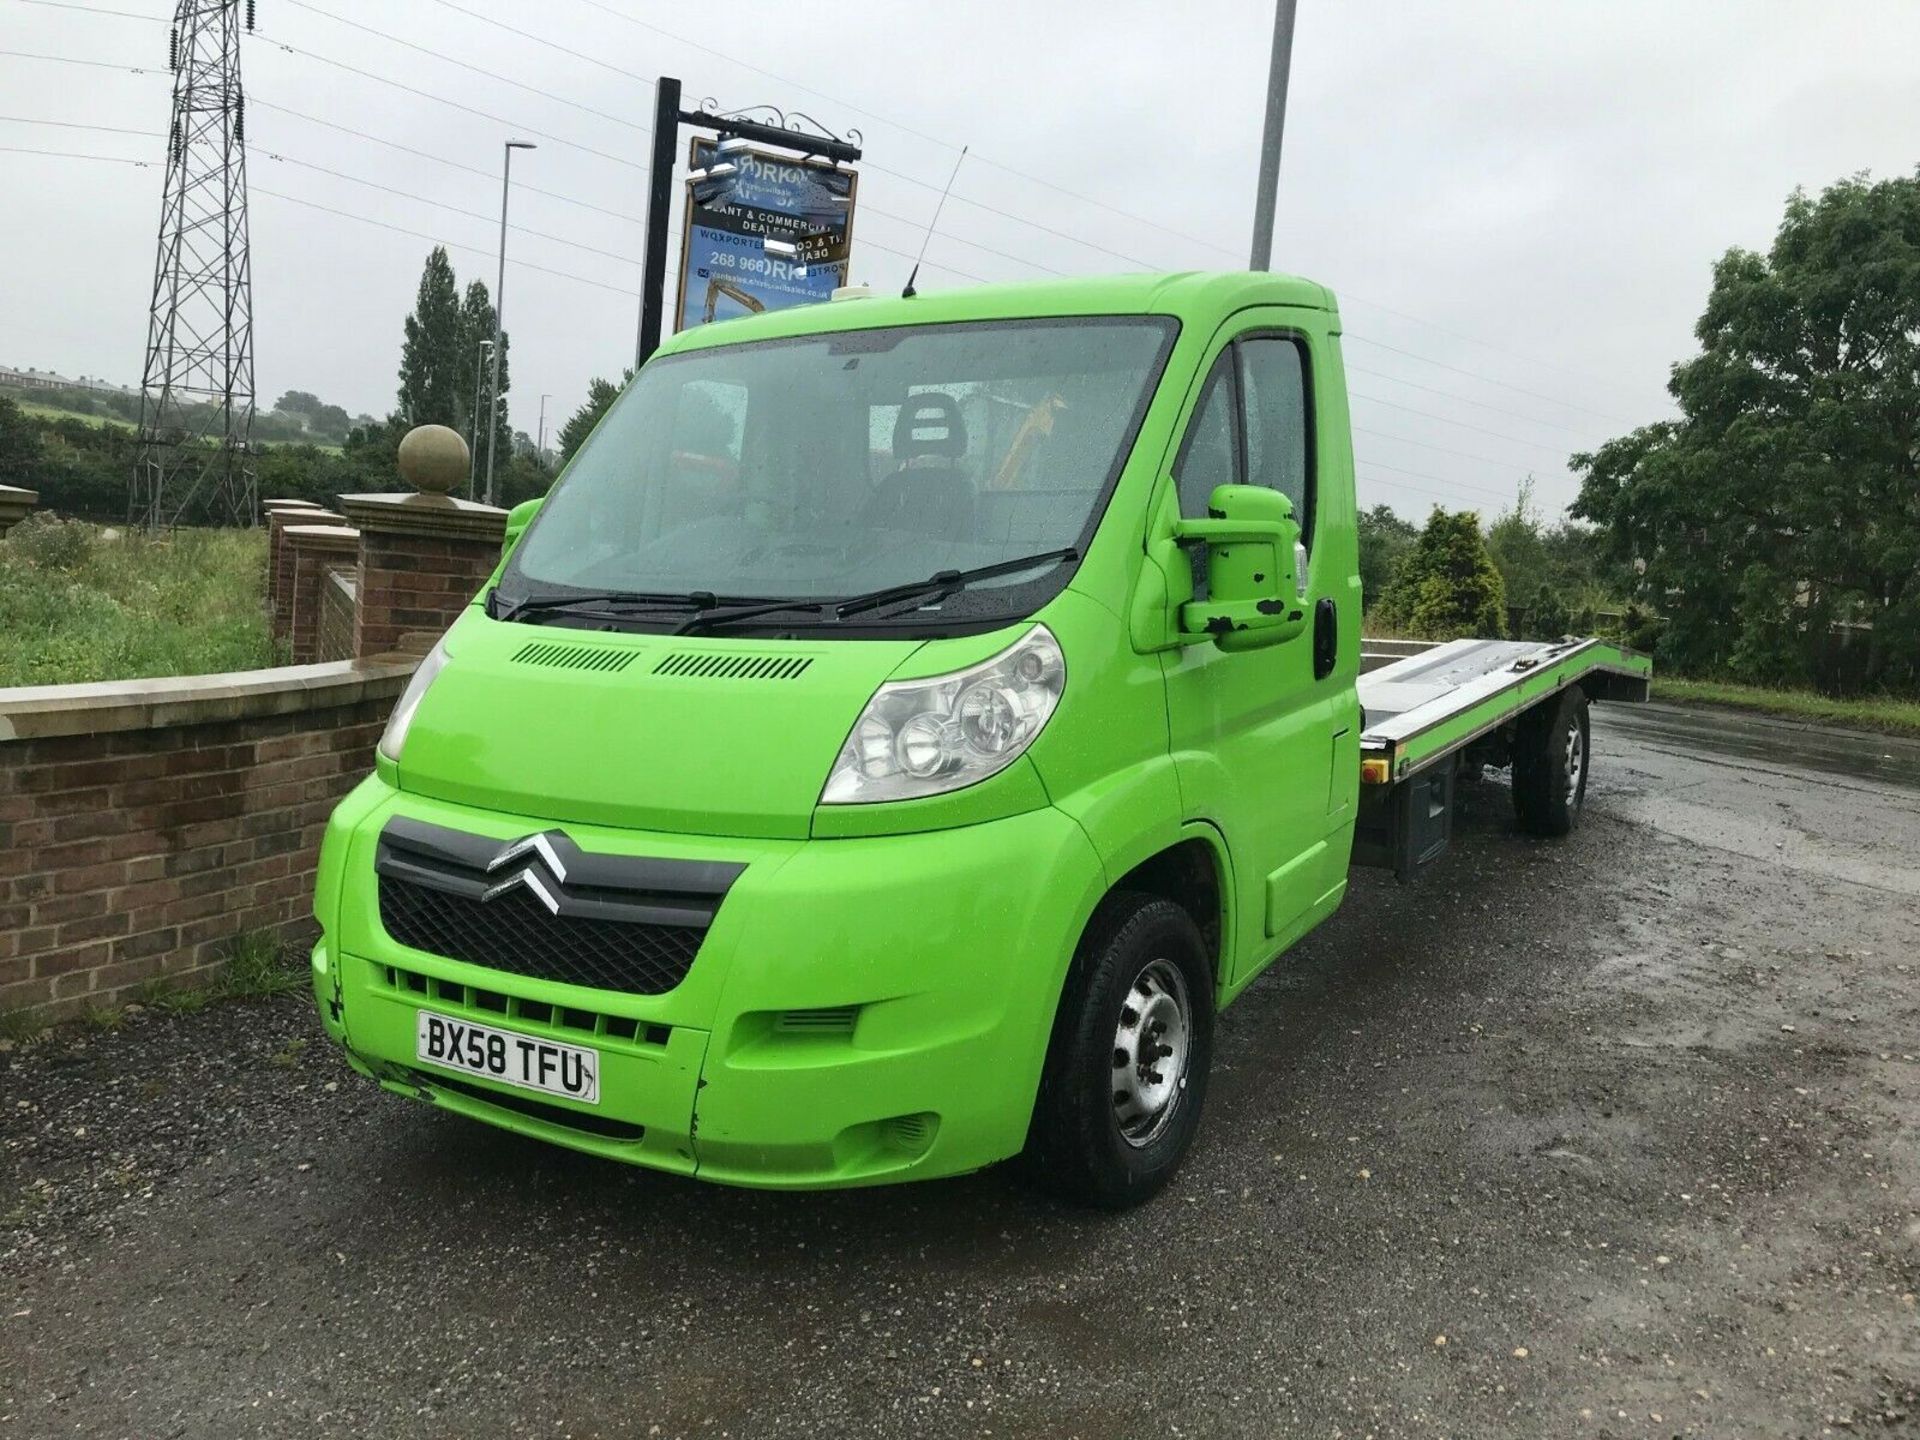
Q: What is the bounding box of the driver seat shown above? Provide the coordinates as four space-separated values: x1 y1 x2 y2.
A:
865 393 976 539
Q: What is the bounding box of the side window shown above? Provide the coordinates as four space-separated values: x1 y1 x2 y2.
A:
1237 337 1313 545
1173 355 1239 518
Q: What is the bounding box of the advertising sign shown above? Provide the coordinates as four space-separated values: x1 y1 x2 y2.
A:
674 137 859 332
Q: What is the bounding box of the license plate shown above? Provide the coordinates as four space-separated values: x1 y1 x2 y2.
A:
415 1010 600 1106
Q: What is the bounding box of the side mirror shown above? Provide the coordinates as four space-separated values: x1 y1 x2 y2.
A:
503 497 543 557
1172 484 1308 651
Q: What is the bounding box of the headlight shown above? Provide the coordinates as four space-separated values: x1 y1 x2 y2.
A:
821 625 1065 804
377 635 452 763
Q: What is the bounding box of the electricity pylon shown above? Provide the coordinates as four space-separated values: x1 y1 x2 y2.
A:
133 0 257 529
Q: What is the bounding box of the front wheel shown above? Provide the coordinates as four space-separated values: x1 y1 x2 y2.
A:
1024 893 1214 1210
1512 686 1590 836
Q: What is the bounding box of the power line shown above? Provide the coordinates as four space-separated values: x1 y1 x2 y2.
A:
253 98 645 228
1353 422 1550 472
12 0 153 19
5 12 1649 421
1347 334 1638 425
0 141 151 166
256 13 1042 280
424 0 661 90
1360 458 1520 503
254 185 641 295
248 31 646 171
1338 293 1653 408
0 46 163 75
1348 364 1600 440
248 147 641 268
278 0 646 135
1357 471 1509 510
1349 390 1579 459
561 0 1646 414
565 0 1239 265
0 113 154 139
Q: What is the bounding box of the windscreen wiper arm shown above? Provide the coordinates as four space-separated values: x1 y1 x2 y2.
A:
670 594 832 636
830 547 1079 620
490 588 696 624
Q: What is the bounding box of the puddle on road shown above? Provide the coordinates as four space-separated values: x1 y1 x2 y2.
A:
1597 702 1920 791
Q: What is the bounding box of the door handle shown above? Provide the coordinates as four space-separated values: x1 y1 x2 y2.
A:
1313 598 1338 679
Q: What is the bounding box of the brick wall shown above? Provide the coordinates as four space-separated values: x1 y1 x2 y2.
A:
318 569 357 663
352 529 501 658
0 660 414 1021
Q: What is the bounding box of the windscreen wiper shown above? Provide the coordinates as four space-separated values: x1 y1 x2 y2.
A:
670 594 832 636
490 588 697 624
830 547 1079 620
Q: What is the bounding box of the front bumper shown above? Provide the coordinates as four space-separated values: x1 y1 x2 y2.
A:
313 777 1107 1187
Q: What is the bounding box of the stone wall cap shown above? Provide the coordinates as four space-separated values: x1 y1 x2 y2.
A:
0 483 40 503
262 497 328 509
340 490 508 541
0 656 418 743
284 523 361 548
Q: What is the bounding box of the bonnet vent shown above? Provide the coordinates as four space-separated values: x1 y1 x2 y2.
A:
508 642 637 673
652 653 813 681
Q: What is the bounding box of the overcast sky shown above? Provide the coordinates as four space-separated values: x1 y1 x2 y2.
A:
4 0 1917 519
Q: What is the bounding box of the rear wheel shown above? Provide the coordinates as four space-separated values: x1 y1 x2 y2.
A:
1513 686 1590 836
1024 893 1213 1210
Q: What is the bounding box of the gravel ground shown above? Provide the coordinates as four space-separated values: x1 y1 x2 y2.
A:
3 702 1918 1439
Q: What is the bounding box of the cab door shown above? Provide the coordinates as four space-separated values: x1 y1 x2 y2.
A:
1159 316 1353 988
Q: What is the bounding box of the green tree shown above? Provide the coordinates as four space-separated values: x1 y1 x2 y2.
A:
397 248 466 429
558 371 632 463
459 280 511 467
1574 169 1920 694
0 396 45 490
1373 508 1507 640
274 389 322 418
1356 503 1417 612
309 402 352 441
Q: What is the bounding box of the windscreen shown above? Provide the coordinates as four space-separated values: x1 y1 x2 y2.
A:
502 316 1176 621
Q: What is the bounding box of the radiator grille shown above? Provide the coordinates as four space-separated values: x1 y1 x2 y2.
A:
381 963 671 1046
380 876 703 996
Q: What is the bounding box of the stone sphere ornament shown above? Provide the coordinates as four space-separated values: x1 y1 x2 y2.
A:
397 425 471 496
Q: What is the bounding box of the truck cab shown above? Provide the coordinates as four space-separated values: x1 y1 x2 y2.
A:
311 273 1549 1207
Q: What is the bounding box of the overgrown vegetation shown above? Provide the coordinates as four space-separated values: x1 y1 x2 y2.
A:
0 513 277 685
133 930 306 1016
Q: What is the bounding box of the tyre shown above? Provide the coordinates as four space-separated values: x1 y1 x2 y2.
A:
1024 892 1214 1210
1512 685 1590 836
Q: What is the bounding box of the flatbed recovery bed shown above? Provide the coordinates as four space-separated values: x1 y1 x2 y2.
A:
1353 637 1652 878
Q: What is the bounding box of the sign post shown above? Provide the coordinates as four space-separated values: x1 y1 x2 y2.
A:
675 139 857 332
633 82 862 369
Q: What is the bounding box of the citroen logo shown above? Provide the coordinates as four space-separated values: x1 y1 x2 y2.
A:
478 831 571 915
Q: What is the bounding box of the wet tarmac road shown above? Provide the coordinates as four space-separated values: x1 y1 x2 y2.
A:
4 701 1918 1438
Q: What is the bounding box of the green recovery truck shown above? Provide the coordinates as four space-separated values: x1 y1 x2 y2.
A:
312 272 1649 1208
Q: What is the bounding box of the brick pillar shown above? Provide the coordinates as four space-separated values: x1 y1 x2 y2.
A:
340 500 507 659
0 483 39 538
266 507 341 643
286 525 360 663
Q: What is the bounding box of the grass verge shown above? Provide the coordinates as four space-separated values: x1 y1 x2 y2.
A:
0 515 279 686
1653 677 1920 738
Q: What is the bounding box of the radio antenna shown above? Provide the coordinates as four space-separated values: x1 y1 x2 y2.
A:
902 145 968 298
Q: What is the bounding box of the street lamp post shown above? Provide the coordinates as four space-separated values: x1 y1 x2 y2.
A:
467 337 493 499
486 139 536 507
537 392 551 459
1248 0 1299 271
